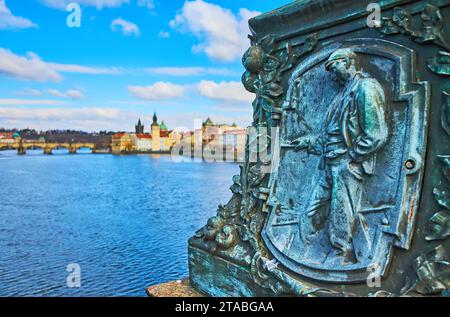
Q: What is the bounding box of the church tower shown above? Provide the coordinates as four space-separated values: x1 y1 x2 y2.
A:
135 118 144 134
151 112 160 152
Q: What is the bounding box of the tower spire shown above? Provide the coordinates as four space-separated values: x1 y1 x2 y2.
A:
135 118 144 134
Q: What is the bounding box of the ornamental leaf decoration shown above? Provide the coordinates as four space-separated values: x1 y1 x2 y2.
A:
242 33 318 127
379 7 412 34
428 51 450 76
427 155 450 241
264 83 284 97
425 210 450 241
401 245 450 295
379 3 450 52
439 155 450 183
393 7 413 33
434 185 450 210
260 35 276 54
413 3 448 48
442 91 450 134
304 33 319 52
259 97 274 113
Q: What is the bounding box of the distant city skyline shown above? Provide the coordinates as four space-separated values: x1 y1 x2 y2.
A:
0 113 242 134
0 0 291 132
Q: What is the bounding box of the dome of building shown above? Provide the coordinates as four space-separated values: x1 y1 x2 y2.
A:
12 132 20 139
160 121 168 131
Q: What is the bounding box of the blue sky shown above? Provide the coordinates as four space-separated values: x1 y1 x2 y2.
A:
0 0 291 132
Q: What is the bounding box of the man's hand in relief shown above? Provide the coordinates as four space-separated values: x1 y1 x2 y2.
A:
290 136 311 152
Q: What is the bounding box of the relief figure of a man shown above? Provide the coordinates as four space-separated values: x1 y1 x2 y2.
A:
291 48 388 264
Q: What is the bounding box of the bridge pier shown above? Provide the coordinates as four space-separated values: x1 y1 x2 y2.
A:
43 147 53 155
68 146 77 154
18 147 26 155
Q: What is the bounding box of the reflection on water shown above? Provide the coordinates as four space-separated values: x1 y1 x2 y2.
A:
0 150 237 296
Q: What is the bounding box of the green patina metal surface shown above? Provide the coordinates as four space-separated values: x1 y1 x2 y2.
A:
189 0 450 297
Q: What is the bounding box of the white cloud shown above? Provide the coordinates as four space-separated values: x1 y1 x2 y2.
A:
49 63 121 75
170 0 260 62
47 88 85 100
0 107 142 131
47 89 66 98
0 47 121 82
128 82 186 100
0 0 37 30
111 17 140 36
144 67 236 77
65 89 86 100
197 80 254 103
0 48 62 82
0 99 67 106
40 0 130 10
137 0 154 10
12 88 43 97
158 30 170 38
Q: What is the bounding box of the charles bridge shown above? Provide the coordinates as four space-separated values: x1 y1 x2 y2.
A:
0 139 96 155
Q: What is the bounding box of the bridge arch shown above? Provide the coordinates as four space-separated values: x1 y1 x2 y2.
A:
23 144 46 150
22 144 50 155
74 143 95 149
0 144 18 150
68 143 95 154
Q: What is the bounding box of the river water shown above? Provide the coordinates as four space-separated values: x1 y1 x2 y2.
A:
0 149 238 296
